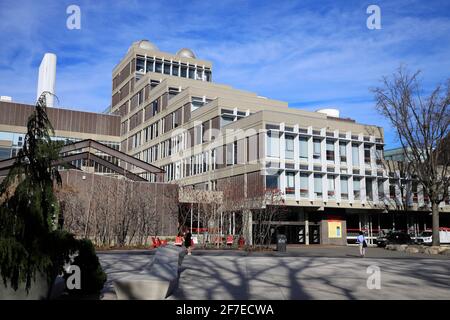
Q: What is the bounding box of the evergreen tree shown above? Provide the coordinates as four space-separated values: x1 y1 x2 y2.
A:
0 93 75 293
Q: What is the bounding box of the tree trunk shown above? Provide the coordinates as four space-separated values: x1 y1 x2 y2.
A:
431 202 440 246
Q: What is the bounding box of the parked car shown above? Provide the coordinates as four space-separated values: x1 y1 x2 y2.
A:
415 230 450 245
376 231 412 247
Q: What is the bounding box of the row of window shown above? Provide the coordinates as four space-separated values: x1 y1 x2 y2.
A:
266 173 436 203
265 124 384 143
136 56 212 82
267 132 383 165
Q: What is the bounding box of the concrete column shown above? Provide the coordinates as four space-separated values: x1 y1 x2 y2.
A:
242 209 253 246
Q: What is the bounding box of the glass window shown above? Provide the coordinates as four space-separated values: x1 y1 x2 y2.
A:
352 143 359 166
188 67 195 79
285 135 294 159
226 143 233 166
353 177 361 200
163 63 171 75
366 178 373 200
266 175 279 190
0 147 11 160
326 140 335 161
181 65 187 77
220 115 234 127
364 144 371 164
205 70 212 82
313 139 321 160
340 176 348 199
300 173 309 197
146 59 154 72
266 131 280 158
299 137 308 160
286 172 295 195
328 176 335 198
314 174 322 198
136 57 145 72
155 61 162 73
172 64 179 76
339 142 347 163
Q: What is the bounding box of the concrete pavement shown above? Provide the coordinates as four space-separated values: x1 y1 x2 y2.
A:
98 247 450 300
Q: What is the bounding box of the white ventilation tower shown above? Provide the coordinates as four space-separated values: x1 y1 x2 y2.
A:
37 53 57 107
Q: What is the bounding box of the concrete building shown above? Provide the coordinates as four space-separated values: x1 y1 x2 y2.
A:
109 40 450 246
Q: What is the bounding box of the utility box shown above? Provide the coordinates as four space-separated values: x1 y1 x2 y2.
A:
276 234 287 252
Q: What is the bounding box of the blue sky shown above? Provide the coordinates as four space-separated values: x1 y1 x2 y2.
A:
0 0 449 147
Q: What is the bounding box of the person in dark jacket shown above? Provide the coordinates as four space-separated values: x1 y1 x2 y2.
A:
184 229 192 255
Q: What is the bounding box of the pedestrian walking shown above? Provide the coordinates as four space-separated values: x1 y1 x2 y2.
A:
356 231 367 257
184 229 192 255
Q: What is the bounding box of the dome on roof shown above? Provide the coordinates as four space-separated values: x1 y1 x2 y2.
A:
128 40 159 53
176 48 196 59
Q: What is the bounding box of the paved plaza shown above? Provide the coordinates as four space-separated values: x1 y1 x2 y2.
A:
98 246 450 300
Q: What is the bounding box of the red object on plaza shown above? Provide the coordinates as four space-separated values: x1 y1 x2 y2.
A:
238 236 245 247
175 236 183 246
226 235 233 246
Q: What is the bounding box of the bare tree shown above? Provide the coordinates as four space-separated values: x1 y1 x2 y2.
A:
252 188 286 248
373 67 450 245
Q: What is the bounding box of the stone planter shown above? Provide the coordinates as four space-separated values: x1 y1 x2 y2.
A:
0 272 49 300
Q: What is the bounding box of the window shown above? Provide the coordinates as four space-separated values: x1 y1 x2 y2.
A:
267 131 280 158
188 67 195 79
314 174 322 198
300 173 309 197
327 175 335 198
339 142 347 163
366 178 373 201
299 137 308 160
389 184 396 199
205 70 212 82
340 177 348 200
162 62 170 75
152 100 159 116
181 65 187 77
313 139 321 160
376 146 383 166
146 58 154 72
226 143 233 166
155 60 162 73
266 175 279 190
352 143 360 166
378 180 385 200
136 57 145 72
285 135 294 159
326 140 335 161
353 177 361 200
172 64 179 76
220 114 234 127
364 144 371 164
286 172 295 195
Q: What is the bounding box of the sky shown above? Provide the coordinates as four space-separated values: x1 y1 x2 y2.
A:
0 0 449 148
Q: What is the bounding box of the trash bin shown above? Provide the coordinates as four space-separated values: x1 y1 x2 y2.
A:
276 234 287 252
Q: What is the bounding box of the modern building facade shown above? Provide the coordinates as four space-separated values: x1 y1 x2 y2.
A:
109 40 450 246
0 100 121 174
